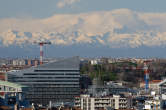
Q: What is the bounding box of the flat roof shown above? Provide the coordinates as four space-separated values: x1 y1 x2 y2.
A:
0 80 26 89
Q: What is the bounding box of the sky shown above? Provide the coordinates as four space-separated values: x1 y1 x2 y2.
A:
1 0 166 58
1 0 166 18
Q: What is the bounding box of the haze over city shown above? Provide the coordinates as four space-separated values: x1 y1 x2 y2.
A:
2 1 166 110
1 0 166 57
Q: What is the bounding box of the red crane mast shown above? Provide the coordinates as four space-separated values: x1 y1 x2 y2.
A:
35 41 51 65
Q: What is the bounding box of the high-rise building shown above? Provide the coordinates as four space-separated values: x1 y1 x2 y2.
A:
7 57 80 105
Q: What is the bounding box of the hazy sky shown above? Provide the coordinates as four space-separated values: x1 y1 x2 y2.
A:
1 0 166 58
1 0 166 18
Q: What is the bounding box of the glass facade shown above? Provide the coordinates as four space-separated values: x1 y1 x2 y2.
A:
8 57 80 105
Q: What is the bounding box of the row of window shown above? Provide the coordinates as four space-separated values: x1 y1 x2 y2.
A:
27 92 79 95
34 70 79 72
23 73 79 75
16 80 79 82
28 84 80 86
26 94 77 98
12 76 80 79
16 81 79 84
31 87 79 90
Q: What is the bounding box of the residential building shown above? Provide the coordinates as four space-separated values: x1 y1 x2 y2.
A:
90 60 98 65
140 80 161 93
75 94 127 110
88 83 137 96
159 79 166 99
12 59 26 66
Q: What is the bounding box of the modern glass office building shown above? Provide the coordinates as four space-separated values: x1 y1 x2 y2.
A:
7 57 80 105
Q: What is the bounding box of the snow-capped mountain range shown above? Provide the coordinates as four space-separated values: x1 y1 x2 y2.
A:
1 9 166 48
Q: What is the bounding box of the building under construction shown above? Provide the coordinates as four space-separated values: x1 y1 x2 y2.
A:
7 57 80 105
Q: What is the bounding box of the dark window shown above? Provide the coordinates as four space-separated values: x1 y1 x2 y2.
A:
34 70 79 72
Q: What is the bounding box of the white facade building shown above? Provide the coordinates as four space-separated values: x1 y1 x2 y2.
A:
90 60 98 65
75 94 127 110
143 100 160 110
12 59 26 66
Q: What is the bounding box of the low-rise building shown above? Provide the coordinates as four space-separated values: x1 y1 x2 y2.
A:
159 79 166 99
140 80 161 93
90 60 98 65
12 59 26 66
75 94 128 110
143 100 160 110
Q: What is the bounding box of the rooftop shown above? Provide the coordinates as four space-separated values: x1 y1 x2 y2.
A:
0 80 26 89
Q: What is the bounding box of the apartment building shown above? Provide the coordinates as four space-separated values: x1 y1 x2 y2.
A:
75 94 127 110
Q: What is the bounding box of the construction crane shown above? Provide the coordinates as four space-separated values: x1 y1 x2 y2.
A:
143 60 152 93
143 62 149 93
34 41 51 65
